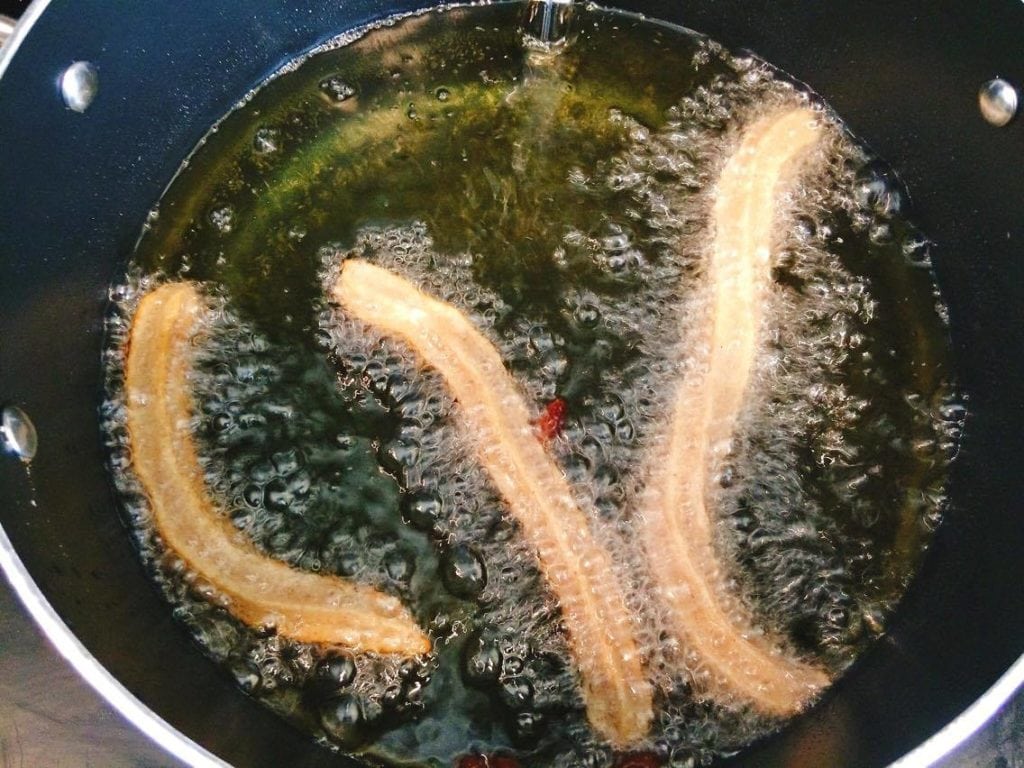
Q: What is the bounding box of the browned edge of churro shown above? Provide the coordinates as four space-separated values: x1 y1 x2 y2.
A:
638 106 831 715
334 260 653 745
125 282 430 655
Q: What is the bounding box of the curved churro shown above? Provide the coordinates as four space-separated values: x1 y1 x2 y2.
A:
639 107 830 714
334 261 653 746
125 283 430 655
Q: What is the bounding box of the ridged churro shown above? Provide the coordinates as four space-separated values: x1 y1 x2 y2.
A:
639 107 830 714
125 282 430 654
334 260 653 745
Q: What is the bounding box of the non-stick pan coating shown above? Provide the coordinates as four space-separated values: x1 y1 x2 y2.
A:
1 1 1023 765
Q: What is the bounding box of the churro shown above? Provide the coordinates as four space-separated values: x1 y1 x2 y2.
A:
125 282 430 654
334 260 653 745
638 107 830 714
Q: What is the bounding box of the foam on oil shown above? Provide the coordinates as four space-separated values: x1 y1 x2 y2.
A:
101 5 959 766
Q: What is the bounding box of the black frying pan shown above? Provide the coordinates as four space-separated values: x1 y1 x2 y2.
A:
1 1 1023 766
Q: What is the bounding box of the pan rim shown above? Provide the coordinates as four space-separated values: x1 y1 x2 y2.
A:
0 0 1020 766
888 652 1024 767
0 519 228 768
0 0 46 81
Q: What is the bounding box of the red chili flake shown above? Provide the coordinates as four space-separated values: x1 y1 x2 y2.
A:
537 397 568 442
614 752 663 768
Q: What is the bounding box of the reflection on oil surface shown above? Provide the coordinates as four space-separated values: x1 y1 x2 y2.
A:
101 4 960 766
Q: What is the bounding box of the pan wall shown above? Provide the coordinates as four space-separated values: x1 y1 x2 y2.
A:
1 1 1023 766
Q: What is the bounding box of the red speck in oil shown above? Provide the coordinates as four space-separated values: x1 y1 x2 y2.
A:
537 397 567 442
614 752 663 768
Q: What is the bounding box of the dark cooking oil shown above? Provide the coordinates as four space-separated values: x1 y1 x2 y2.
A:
100 3 960 766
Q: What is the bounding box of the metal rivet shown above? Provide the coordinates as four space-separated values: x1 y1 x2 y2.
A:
1 405 37 462
979 78 1018 127
60 61 98 113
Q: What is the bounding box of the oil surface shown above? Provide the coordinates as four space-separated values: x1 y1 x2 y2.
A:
101 4 959 766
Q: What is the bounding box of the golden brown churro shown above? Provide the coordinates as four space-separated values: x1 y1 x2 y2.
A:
638 107 830 714
334 261 653 745
125 283 430 654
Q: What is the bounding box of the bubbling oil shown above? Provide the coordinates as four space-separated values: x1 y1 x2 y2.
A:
101 4 959 766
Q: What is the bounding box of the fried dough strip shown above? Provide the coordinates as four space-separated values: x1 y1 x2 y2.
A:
639 108 830 714
125 283 430 654
334 261 653 745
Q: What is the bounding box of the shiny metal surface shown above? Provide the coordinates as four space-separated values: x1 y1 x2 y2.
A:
521 0 574 44
893 653 1024 766
1 405 37 462
59 59 97 112
0 1 50 80
0 581 187 767
978 77 1018 126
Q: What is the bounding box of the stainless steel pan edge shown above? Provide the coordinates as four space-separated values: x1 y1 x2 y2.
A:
2 1 1023 766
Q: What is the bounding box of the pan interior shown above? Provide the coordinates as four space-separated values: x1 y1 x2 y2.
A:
99 4 956 766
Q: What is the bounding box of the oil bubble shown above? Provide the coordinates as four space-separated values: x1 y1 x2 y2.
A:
463 630 503 687
403 490 443 531
208 206 234 233
320 693 369 748
511 710 547 745
253 126 279 154
902 232 933 268
229 658 262 694
385 550 416 582
320 76 356 102
442 545 487 599
314 652 357 695
499 676 534 709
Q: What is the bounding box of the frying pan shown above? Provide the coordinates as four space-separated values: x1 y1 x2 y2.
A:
1 1 1023 766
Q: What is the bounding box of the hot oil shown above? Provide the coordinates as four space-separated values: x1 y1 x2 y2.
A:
101 4 959 766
